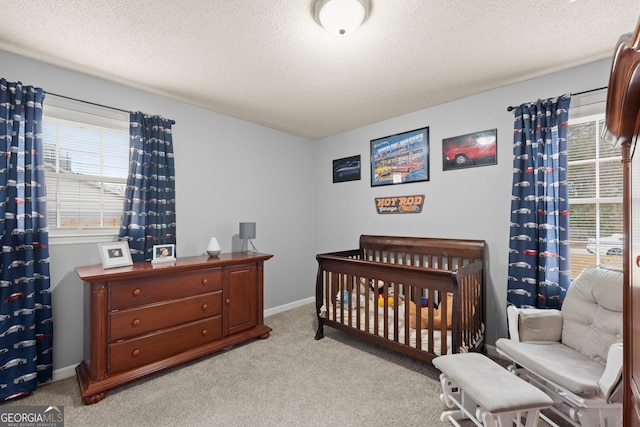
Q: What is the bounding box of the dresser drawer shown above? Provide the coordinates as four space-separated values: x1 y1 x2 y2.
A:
108 316 222 373
109 292 222 341
109 268 222 310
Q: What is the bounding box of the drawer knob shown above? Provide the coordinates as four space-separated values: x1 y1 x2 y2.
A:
132 319 140 327
201 304 208 311
132 288 141 296
226 298 231 305
202 329 208 336
202 278 208 285
132 349 140 357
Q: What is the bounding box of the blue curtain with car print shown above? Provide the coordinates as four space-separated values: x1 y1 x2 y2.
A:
0 79 53 401
118 113 176 262
508 95 571 309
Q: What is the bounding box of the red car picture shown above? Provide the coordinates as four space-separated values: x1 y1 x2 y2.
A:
443 129 497 169
391 161 424 173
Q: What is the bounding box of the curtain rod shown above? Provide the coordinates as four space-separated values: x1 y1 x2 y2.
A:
506 86 608 112
45 91 131 114
45 91 176 124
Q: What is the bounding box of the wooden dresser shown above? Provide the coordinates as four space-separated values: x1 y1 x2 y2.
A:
75 252 273 404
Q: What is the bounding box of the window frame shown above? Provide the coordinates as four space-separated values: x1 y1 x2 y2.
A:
567 104 623 275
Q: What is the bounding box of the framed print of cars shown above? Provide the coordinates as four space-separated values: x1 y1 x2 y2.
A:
443 129 497 171
333 155 361 183
370 127 429 187
98 241 133 269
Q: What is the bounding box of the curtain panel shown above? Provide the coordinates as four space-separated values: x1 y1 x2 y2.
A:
508 95 572 309
0 79 53 401
119 113 176 262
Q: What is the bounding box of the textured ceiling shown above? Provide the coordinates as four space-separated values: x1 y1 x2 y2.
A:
0 0 638 139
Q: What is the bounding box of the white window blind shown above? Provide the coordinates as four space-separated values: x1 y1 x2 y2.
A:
42 97 129 244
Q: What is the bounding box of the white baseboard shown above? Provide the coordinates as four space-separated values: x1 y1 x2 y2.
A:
52 364 76 381
52 296 317 382
264 296 315 317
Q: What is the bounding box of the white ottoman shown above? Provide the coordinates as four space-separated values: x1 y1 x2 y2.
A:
433 353 553 427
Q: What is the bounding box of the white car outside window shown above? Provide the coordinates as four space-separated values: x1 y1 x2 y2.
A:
586 233 623 256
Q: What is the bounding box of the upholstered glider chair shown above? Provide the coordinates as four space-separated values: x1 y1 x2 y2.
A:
496 266 623 427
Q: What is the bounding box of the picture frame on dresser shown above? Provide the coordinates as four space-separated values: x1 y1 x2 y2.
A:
152 243 176 265
98 241 133 269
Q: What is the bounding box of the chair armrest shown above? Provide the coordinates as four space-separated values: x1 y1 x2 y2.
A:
598 342 623 401
507 305 562 342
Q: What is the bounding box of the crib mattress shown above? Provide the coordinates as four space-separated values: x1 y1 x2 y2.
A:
320 301 453 355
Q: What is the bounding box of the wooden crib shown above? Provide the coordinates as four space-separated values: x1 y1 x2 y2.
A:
315 235 486 364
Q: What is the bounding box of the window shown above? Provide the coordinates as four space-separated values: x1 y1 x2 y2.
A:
42 96 129 244
568 108 623 278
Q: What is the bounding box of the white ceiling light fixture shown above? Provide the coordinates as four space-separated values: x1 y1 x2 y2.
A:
313 0 370 36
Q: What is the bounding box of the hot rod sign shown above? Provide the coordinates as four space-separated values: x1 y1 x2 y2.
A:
375 194 424 214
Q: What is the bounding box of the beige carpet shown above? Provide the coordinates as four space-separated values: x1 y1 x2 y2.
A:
3 303 570 426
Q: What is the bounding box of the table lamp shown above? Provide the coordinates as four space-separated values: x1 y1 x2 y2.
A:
240 222 257 254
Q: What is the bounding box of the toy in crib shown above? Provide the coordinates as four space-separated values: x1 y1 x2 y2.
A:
336 283 404 308
377 294 395 307
408 293 453 330
335 290 396 307
335 290 365 308
369 279 385 295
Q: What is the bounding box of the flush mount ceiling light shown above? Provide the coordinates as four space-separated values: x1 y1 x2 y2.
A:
313 0 370 36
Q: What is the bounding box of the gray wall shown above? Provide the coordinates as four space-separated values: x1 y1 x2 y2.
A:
1 50 613 378
312 58 612 347
1 50 317 378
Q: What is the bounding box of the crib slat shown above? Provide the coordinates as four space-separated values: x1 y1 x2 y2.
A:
382 281 388 339
364 276 370 334
428 288 436 354
392 282 399 341
328 271 336 324
439 289 448 356
403 285 411 346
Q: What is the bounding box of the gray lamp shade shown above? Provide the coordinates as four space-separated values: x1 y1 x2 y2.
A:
239 222 256 240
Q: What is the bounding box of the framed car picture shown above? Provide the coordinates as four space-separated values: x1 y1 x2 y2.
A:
98 241 133 269
333 155 361 183
370 127 429 187
442 129 497 171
